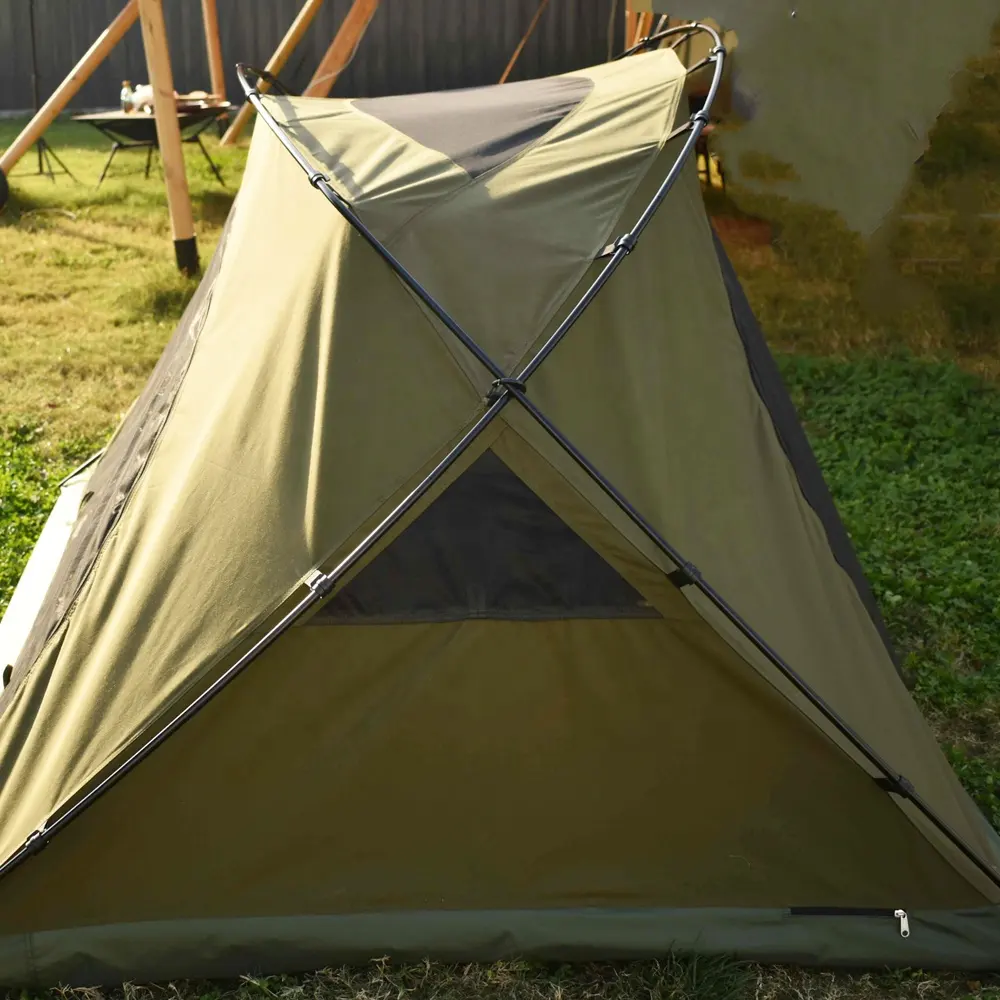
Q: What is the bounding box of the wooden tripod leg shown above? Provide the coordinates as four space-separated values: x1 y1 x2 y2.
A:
0 0 139 186
202 0 227 101
303 0 380 98
499 0 551 84
220 0 326 146
624 2 638 53
138 0 199 274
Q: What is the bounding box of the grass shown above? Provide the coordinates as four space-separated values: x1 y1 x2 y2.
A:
0 117 242 445
0 423 95 618
5 957 1000 1000
780 355 1000 828
3 46 1000 998
4 960 1000 1000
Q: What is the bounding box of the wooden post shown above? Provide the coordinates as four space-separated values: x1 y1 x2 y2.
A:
633 11 654 48
0 0 139 188
137 0 198 274
499 0 550 84
624 2 638 54
201 0 226 101
220 0 326 146
302 0 380 98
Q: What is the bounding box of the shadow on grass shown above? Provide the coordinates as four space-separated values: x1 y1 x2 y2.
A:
115 264 201 324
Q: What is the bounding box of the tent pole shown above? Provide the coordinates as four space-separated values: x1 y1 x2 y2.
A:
220 0 326 146
201 0 227 101
0 0 139 197
137 0 199 275
302 0 381 98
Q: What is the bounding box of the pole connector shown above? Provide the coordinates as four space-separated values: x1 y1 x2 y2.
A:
614 233 637 255
874 773 916 799
598 233 638 259
691 109 711 127
304 569 334 597
24 827 48 857
486 377 527 403
668 561 702 589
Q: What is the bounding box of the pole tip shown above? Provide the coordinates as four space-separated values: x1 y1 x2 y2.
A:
174 236 200 276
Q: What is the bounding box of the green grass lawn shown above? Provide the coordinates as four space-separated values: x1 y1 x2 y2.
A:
2 75 1000 1000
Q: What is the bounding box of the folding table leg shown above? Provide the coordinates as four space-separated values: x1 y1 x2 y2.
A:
196 135 225 187
96 142 120 187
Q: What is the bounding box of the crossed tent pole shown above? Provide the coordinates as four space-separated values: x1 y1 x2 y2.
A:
2 27 997 898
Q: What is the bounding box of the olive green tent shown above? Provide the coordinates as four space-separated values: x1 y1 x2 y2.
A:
1 42 1000 988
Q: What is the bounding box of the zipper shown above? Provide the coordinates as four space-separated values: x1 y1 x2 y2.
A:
789 907 910 939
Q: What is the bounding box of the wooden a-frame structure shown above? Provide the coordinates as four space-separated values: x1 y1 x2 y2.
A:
0 0 381 273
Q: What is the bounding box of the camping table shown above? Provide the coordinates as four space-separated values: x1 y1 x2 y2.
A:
71 104 232 188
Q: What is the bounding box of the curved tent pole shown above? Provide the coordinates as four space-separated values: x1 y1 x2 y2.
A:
249 67 295 96
3 27 999 899
616 22 714 59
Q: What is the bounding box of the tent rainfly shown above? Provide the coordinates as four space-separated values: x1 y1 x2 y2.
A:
1 31 1000 987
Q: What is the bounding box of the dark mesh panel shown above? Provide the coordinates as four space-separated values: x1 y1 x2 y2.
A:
315 450 659 623
352 75 593 178
0 213 235 712
710 226 899 667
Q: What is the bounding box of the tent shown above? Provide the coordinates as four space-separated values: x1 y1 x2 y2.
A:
1 37 1000 987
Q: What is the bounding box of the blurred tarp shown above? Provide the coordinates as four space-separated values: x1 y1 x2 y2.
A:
630 1 1000 239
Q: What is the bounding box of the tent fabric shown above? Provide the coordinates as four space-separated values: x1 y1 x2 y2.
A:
484 150 1000 894
317 450 660 623
352 75 595 179
709 228 899 664
3 908 1000 988
0 465 93 679
0 49 999 985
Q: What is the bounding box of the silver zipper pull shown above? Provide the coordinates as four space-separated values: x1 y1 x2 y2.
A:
894 909 910 938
